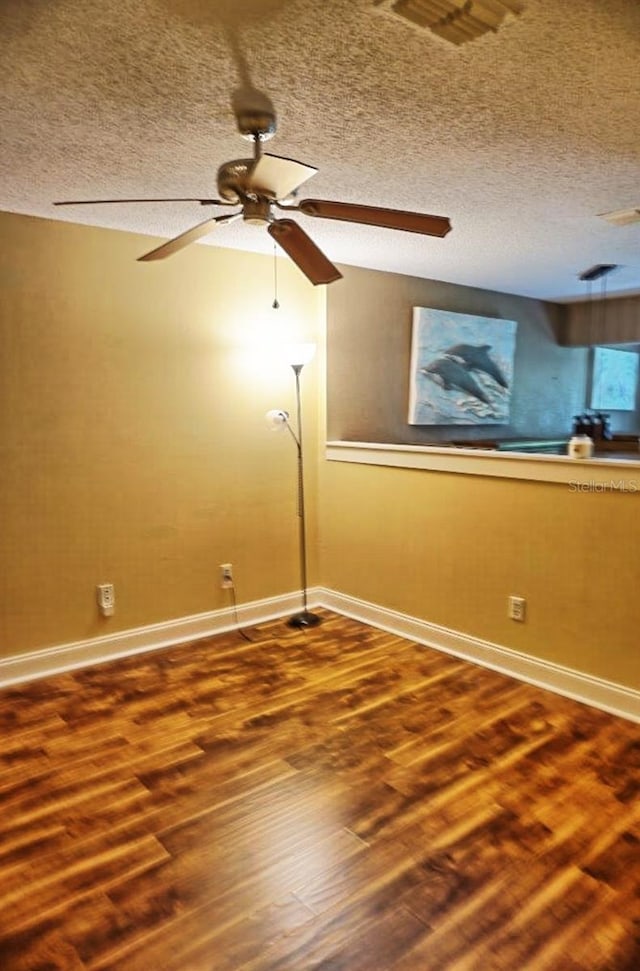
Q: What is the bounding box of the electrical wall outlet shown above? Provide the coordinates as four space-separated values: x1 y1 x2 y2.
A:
219 563 233 589
508 595 526 622
97 583 115 617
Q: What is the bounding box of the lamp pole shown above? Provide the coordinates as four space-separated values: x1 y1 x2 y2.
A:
266 343 320 629
287 359 320 628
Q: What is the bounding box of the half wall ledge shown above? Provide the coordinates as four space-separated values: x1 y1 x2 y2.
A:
326 441 640 489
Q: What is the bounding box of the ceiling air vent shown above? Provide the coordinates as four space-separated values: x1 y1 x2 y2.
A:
598 207 640 227
373 0 525 45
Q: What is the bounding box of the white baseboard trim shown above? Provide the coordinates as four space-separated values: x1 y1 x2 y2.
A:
0 590 315 687
315 587 640 724
3 587 639 725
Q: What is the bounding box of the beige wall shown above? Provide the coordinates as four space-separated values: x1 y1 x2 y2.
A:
318 460 640 688
0 212 323 655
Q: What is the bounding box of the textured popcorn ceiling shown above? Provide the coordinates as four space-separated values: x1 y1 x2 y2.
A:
1 0 639 300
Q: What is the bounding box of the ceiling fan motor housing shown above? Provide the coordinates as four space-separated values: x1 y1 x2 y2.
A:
217 158 256 203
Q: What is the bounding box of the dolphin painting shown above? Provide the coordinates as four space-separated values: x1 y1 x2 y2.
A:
444 343 509 388
421 357 491 405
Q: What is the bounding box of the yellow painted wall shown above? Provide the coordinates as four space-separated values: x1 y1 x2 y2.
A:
319 460 640 688
0 212 323 655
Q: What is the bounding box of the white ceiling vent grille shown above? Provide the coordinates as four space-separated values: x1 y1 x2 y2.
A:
598 208 640 227
373 0 524 45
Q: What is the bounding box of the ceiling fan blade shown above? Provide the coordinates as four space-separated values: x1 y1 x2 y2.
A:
54 197 225 206
268 219 342 286
248 154 317 201
137 212 240 262
292 199 452 238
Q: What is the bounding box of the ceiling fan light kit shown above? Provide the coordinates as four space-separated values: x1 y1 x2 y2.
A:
374 0 524 45
54 106 451 286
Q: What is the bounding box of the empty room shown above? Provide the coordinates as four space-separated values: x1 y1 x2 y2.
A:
1 1 640 969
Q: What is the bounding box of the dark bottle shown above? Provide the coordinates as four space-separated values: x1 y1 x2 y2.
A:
573 414 593 436
600 413 613 440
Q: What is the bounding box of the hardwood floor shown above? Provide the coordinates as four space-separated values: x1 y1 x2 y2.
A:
1 611 639 970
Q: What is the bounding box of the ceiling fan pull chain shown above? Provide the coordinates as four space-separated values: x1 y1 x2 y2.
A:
272 241 280 309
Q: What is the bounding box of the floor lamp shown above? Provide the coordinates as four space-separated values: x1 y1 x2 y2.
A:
266 342 321 629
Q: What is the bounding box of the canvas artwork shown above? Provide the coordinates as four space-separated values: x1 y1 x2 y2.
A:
408 307 518 425
590 346 639 411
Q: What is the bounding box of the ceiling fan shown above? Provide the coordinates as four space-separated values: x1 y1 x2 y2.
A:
54 107 452 286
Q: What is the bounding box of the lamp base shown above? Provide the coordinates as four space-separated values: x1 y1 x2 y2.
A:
287 610 322 629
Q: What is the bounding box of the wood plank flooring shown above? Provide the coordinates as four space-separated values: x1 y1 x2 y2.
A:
1 610 640 970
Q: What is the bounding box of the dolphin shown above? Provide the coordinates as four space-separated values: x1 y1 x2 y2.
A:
421 357 491 405
445 343 509 389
